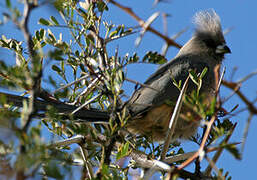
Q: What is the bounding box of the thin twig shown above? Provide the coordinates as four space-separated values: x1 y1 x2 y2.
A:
171 27 189 40
205 156 225 180
241 113 253 154
135 12 160 47
143 160 171 179
237 69 257 84
108 0 182 48
0 92 110 122
72 93 101 115
104 30 139 44
222 80 257 114
49 135 84 147
177 115 216 170
161 27 188 56
71 77 100 105
221 84 241 104
79 145 94 179
217 67 226 94
160 76 189 160
130 151 174 173
163 142 240 164
53 74 90 93
205 123 237 175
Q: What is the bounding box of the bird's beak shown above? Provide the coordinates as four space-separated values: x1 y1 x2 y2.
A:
216 44 231 54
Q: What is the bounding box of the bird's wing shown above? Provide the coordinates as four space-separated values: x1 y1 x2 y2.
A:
127 55 209 117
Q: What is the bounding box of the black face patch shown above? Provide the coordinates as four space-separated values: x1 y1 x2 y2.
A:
203 38 218 49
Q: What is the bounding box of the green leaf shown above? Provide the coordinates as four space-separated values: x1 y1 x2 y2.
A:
48 49 64 61
207 98 216 116
199 67 208 79
38 18 51 26
52 65 62 73
48 29 56 42
177 148 185 154
54 0 65 11
128 53 139 63
6 0 11 9
172 77 182 90
189 69 199 86
39 29 45 39
97 1 108 12
225 144 241 160
43 161 64 179
142 51 167 64
109 30 118 38
50 16 59 25
116 142 130 161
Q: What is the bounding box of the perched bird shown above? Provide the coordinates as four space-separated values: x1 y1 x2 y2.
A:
125 9 231 141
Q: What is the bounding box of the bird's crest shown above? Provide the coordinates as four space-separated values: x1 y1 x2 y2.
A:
193 9 223 38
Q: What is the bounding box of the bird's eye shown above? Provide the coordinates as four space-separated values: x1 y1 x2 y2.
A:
203 39 216 48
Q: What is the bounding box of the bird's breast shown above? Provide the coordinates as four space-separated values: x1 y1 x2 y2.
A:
126 104 200 141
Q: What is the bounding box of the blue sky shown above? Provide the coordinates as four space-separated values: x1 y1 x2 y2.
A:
0 0 257 179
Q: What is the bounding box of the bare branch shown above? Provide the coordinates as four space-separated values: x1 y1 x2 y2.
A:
241 113 253 154
177 115 216 170
160 76 189 160
72 94 101 115
79 145 94 179
205 156 225 180
0 92 110 122
53 74 90 94
205 123 237 175
135 12 160 47
49 135 84 148
222 80 257 114
108 0 182 49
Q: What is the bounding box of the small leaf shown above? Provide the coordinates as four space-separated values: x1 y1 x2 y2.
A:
50 16 59 25
142 51 167 64
97 1 108 12
6 0 11 9
177 148 184 154
116 142 130 161
39 28 45 39
189 69 199 86
128 53 139 63
230 104 239 113
109 30 117 38
48 49 64 61
172 78 182 90
199 67 208 79
43 161 63 179
207 98 216 116
38 18 50 26
225 144 241 160
48 29 56 42
52 65 62 72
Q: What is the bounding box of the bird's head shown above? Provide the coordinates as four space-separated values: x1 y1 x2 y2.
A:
177 10 231 63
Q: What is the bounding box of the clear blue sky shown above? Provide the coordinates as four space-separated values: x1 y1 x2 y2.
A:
0 0 257 179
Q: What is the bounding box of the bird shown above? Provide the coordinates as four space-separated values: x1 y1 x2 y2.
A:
125 9 231 141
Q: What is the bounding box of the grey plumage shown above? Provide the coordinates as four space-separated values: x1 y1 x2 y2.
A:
126 10 231 141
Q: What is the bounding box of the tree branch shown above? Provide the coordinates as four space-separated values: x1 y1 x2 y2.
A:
108 0 182 49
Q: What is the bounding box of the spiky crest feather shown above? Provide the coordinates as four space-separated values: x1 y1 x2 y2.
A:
193 9 224 40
